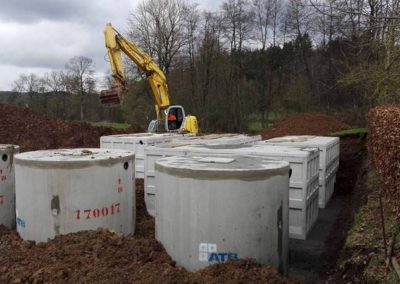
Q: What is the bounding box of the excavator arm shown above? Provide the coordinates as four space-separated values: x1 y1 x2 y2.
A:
100 23 170 120
100 23 198 134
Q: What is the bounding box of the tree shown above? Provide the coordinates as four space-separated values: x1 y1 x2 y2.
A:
129 0 197 74
65 56 95 120
252 0 272 50
222 0 254 52
13 73 40 108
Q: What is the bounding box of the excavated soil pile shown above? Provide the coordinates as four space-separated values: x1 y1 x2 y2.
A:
0 103 140 151
261 113 350 139
0 180 292 283
367 105 400 218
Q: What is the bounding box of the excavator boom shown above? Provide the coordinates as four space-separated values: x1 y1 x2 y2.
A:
100 23 198 134
101 23 170 117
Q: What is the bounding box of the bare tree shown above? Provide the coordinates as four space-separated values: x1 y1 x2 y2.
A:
271 0 282 46
13 73 40 107
252 0 272 50
129 0 197 74
65 56 95 120
284 0 315 39
222 0 254 52
184 3 200 111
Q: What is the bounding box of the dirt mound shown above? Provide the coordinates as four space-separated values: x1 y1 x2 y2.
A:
189 259 292 283
261 113 350 139
0 181 291 283
0 103 141 151
367 105 400 218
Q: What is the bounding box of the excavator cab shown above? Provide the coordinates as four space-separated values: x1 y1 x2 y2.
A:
166 106 185 131
147 105 198 134
100 86 126 106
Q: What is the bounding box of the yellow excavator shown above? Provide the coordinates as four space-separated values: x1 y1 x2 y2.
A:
100 23 199 134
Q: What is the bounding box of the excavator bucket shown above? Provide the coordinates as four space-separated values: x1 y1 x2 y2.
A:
100 87 126 106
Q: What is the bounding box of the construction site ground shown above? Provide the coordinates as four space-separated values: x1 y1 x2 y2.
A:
0 105 372 283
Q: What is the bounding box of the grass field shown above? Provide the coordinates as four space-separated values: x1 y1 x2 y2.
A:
331 128 367 137
91 121 131 129
246 112 284 133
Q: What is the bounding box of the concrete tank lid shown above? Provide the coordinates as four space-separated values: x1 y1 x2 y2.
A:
185 144 318 154
102 133 156 138
15 148 135 169
263 135 339 143
0 144 20 150
101 132 189 139
155 155 290 180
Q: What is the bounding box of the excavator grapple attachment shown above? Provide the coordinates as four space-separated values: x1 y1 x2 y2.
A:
100 87 126 106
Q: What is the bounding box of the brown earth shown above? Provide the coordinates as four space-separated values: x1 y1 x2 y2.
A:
0 179 292 284
0 104 368 283
0 103 291 283
261 113 350 139
0 103 141 151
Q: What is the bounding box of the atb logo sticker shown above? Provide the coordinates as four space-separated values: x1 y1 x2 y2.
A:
199 243 239 263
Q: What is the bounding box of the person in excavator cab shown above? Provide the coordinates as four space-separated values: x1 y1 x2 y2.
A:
168 111 178 130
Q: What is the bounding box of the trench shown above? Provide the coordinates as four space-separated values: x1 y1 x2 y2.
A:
133 136 368 282
287 136 368 282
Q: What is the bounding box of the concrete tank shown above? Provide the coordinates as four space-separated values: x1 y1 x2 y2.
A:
14 148 135 242
173 133 262 145
0 145 19 228
155 155 290 274
100 133 188 178
260 136 340 208
145 143 319 240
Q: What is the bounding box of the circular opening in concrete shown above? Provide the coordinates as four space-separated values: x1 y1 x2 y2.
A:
124 162 129 170
2 154 8 162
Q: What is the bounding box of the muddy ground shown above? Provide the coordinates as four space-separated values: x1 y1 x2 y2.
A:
0 136 366 283
0 105 369 283
261 113 350 140
0 103 141 151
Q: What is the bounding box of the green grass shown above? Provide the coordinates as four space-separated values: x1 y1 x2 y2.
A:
91 121 131 129
246 112 284 134
331 128 367 137
247 122 264 133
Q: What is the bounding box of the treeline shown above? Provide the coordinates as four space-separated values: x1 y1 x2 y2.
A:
9 0 400 132
6 56 123 123
125 0 400 132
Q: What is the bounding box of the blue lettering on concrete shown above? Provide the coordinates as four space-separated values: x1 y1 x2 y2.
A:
208 252 220 262
208 252 239 263
16 217 26 228
228 253 239 260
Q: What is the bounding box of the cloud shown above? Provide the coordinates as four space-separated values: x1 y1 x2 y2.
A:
0 21 103 69
0 0 94 23
0 0 223 91
0 65 52 90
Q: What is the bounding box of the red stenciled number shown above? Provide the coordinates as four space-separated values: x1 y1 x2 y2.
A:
115 203 121 213
0 195 4 205
76 209 81 220
84 209 91 219
101 207 109 217
76 203 120 221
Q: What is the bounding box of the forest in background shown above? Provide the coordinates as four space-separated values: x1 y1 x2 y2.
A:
2 0 400 133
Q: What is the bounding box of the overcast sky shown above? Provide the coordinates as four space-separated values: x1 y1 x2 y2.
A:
0 0 222 91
